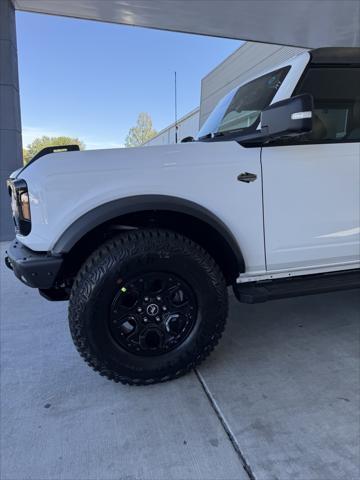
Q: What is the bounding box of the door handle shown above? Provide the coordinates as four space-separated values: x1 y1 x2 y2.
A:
237 172 257 183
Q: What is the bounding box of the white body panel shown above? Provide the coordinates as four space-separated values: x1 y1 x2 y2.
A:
261 142 360 271
18 142 266 274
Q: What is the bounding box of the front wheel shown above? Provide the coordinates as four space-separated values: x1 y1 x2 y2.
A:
68 229 228 385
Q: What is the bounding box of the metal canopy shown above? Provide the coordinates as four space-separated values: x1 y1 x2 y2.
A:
13 0 360 48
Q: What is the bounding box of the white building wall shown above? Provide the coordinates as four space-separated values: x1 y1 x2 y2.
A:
199 42 306 127
144 108 200 146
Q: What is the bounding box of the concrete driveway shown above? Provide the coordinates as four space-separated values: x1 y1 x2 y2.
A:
1 242 359 480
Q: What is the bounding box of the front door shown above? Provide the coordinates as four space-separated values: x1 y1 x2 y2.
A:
261 65 360 272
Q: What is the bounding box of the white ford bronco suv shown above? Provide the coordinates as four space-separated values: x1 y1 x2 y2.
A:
5 47 360 385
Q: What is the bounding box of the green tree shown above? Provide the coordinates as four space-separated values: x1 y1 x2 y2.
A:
124 112 157 147
23 136 85 164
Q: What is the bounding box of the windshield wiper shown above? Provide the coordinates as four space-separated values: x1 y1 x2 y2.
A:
199 128 247 141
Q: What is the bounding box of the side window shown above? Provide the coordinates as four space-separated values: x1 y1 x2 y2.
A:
295 67 360 142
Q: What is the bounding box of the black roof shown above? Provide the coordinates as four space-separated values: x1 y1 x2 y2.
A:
310 47 360 65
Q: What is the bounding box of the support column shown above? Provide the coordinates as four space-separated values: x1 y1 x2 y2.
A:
0 0 22 241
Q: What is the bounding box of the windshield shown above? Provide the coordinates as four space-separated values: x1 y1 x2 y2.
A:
198 66 290 139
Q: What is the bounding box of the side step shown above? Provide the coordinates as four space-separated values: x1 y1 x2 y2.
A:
234 269 360 304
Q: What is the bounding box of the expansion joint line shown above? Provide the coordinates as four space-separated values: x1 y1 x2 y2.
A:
194 369 256 480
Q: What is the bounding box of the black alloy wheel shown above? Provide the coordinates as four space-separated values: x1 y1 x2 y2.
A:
109 272 197 356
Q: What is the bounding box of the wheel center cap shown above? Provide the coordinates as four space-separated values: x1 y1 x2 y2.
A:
146 303 159 316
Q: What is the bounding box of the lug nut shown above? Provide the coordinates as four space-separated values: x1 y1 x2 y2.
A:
143 317 148 323
144 296 149 302
162 306 167 311
137 307 142 313
155 316 161 322
156 296 161 301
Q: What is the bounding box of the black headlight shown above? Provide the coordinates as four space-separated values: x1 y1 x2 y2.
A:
7 179 31 235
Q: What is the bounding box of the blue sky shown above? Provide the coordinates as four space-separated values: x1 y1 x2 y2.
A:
16 12 240 149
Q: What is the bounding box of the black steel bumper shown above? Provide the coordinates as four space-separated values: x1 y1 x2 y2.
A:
5 239 64 289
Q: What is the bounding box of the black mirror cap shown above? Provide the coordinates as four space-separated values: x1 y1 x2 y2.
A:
261 94 314 139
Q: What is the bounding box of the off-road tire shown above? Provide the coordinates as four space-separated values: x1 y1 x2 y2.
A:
68 229 228 385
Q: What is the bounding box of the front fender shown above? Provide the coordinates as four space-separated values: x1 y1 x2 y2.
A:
52 194 245 273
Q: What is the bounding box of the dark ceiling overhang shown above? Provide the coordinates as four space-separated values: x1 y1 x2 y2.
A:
13 0 360 48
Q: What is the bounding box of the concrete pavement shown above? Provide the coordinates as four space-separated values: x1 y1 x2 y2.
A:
198 292 360 480
1 242 359 480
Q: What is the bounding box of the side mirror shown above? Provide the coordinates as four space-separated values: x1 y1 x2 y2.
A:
181 136 194 143
260 94 313 140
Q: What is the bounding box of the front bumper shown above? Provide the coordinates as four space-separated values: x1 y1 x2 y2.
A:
5 239 63 289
